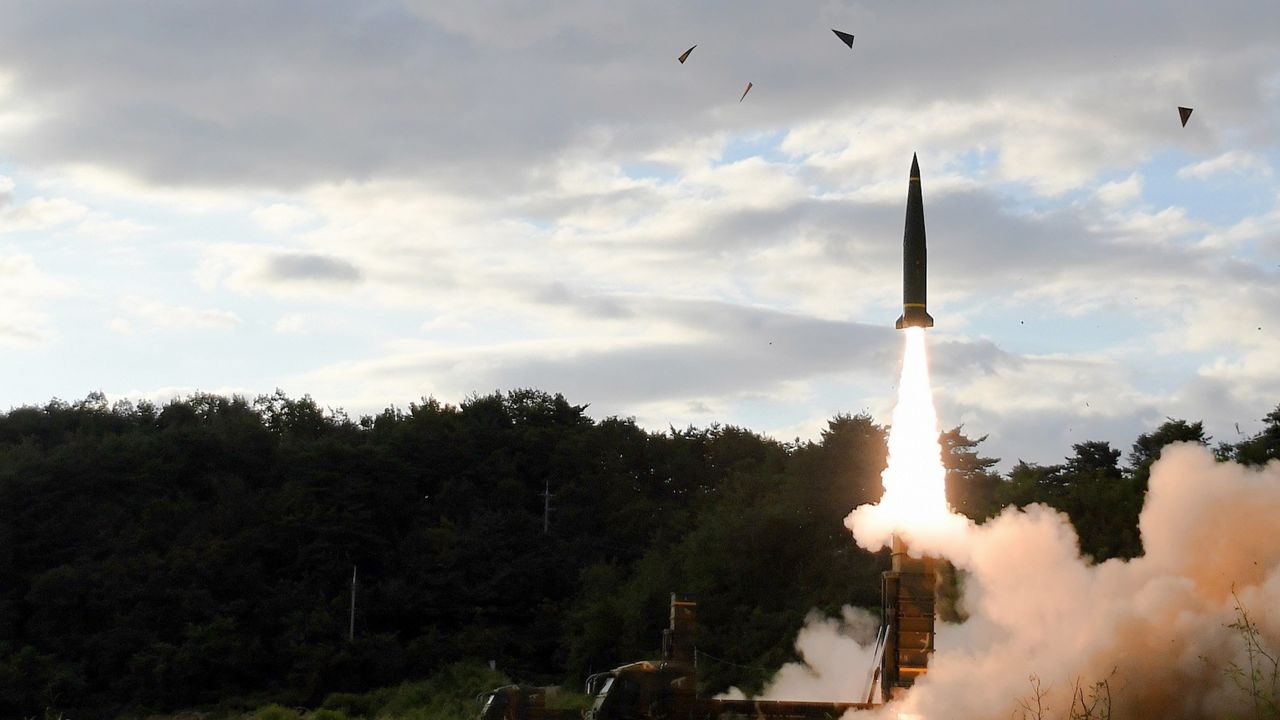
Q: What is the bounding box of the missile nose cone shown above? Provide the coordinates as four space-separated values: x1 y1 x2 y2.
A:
910 153 919 180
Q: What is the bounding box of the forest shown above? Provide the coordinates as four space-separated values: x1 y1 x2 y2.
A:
1 389 1278 719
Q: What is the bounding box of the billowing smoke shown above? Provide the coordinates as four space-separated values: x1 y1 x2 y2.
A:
757 444 1280 719
749 606 883 703
751 327 1280 717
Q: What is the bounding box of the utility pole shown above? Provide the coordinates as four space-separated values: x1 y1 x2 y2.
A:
542 479 553 534
349 565 357 642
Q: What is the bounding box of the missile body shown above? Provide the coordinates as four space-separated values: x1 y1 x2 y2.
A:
895 154 935 330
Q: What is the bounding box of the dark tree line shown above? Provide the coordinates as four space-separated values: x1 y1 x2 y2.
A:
1 390 1278 719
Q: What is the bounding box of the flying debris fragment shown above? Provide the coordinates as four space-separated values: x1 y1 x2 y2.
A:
678 45 696 64
739 82 753 102
1178 106 1194 127
832 29 855 49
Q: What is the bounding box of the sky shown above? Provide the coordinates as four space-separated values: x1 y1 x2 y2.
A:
2 0 1279 468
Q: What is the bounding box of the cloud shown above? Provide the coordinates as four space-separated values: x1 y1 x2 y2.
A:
197 245 364 297
1095 173 1143 206
289 298 900 413
533 282 633 320
932 349 1159 462
253 149 1234 336
133 301 241 331
72 213 153 245
274 314 310 335
262 253 361 283
273 312 355 335
0 321 46 347
107 317 134 335
1200 199 1280 251
105 385 260 409
0 253 76 348
164 130 1279 470
252 202 315 233
0 177 88 233
0 0 1277 470
1177 150 1273 180
0 1 1275 194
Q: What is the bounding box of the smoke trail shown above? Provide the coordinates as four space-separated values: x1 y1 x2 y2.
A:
757 330 1280 717
844 328 969 555
763 445 1280 719
897 444 1280 719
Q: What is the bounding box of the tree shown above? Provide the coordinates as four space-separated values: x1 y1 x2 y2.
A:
1127 418 1209 490
1060 441 1141 560
995 442 1141 561
1223 405 1280 467
940 426 1001 521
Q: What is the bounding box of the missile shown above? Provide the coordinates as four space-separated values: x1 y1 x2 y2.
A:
895 154 935 330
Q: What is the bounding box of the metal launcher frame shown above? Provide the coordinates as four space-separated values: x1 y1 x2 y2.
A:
662 594 698 668
879 535 937 701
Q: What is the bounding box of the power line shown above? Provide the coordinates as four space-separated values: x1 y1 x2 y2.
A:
348 565 357 642
694 648 773 673
542 479 554 534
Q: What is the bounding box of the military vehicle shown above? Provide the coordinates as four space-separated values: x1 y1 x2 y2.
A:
581 595 875 720
480 535 938 720
477 684 584 720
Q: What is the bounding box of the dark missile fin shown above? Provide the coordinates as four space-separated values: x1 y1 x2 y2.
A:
832 29 855 49
739 82 753 102
895 311 934 330
678 45 696 64
1178 106 1193 127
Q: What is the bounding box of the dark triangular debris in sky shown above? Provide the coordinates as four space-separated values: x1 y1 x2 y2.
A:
739 82 753 102
678 45 696 64
1178 106 1193 127
832 29 855 49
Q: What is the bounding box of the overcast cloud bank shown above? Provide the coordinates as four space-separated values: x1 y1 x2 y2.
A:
1 1 1278 464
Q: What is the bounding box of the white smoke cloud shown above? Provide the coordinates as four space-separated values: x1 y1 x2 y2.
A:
761 444 1280 719
742 607 884 703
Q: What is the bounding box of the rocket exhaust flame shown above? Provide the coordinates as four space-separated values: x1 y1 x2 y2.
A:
845 328 969 553
879 328 948 522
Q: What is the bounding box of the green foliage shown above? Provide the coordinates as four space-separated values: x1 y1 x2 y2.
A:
1127 418 1209 490
941 426 1002 521
320 692 385 719
990 411 1272 566
316 661 506 720
253 704 303 720
1221 405 1280 468
380 663 508 719
5 389 1275 719
996 441 1142 561
562 414 890 695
